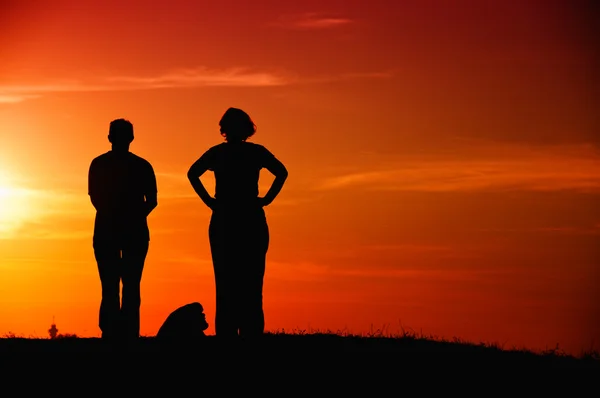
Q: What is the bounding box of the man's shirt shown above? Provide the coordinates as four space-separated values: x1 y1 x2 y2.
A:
88 151 157 245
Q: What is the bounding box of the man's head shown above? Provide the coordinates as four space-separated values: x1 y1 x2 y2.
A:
108 118 134 148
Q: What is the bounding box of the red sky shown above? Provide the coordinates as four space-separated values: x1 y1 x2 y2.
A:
0 0 598 355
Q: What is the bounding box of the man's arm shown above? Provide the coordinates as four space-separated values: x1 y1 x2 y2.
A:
88 160 103 211
144 164 158 217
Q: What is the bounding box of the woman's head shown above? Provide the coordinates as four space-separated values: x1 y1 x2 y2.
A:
219 107 256 142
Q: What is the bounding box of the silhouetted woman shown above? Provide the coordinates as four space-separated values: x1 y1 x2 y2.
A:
187 107 288 339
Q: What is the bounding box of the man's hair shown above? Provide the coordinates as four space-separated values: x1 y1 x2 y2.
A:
219 108 256 142
108 118 134 143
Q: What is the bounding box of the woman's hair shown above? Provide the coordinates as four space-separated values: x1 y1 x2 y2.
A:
219 107 257 142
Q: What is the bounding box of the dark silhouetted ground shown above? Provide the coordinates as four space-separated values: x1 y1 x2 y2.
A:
1 331 597 393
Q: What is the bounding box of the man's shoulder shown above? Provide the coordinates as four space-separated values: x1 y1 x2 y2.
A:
128 152 154 168
90 152 110 165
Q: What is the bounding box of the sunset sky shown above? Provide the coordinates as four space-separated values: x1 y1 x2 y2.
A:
0 0 598 355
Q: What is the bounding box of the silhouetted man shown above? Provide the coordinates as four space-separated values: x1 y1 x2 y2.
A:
88 118 158 343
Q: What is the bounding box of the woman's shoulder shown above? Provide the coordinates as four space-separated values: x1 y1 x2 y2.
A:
209 141 271 157
245 141 271 153
205 142 226 155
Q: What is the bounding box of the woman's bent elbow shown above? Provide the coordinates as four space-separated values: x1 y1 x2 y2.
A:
279 167 289 179
187 170 197 182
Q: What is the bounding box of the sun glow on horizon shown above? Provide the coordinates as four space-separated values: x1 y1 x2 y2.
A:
0 170 36 238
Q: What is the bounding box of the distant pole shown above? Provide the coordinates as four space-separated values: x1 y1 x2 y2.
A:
48 316 58 339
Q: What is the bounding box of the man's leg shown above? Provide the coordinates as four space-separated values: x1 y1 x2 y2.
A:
121 240 149 340
94 241 121 341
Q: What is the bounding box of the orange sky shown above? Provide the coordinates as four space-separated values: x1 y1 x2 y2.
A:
0 0 598 355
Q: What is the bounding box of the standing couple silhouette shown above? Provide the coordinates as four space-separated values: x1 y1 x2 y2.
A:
88 107 288 343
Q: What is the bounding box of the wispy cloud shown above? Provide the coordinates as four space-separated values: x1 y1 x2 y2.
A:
362 243 462 254
302 71 394 85
477 224 600 236
0 80 107 103
272 13 354 29
0 67 292 103
315 145 600 193
104 67 290 88
5 224 91 241
265 259 516 284
0 66 392 103
0 94 42 103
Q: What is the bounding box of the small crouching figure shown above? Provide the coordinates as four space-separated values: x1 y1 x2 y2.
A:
156 302 209 344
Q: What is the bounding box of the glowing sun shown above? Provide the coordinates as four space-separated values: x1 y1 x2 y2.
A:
0 171 34 237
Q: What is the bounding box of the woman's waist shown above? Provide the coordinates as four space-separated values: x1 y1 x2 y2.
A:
211 200 265 217
214 195 261 206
